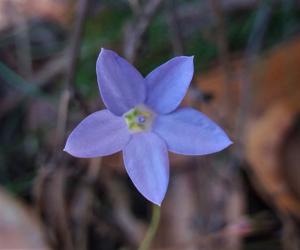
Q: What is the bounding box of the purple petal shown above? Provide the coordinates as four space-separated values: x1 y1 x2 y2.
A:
123 132 169 205
96 49 146 115
153 108 232 155
64 110 130 157
145 56 194 114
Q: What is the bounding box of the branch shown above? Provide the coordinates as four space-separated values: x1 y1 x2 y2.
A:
54 0 89 149
123 0 163 62
165 0 184 55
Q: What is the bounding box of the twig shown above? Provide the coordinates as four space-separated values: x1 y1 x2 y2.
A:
5 0 33 78
165 0 184 55
54 0 89 149
71 158 102 250
123 0 163 62
30 54 68 86
153 214 259 250
34 166 74 250
0 55 66 119
281 214 300 250
154 229 226 250
65 0 89 90
163 0 261 40
128 0 141 15
210 0 232 123
104 177 146 246
0 49 90 119
234 1 272 160
0 61 48 119
0 61 41 96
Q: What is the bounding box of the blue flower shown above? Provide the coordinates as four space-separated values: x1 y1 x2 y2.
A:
64 49 232 205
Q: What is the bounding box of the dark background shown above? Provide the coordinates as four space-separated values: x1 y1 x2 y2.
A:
0 0 300 249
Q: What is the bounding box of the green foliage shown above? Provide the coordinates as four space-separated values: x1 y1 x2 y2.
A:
227 10 256 51
0 107 36 196
186 33 218 71
136 14 171 75
75 7 131 98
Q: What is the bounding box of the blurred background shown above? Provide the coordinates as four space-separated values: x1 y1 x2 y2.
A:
0 0 300 249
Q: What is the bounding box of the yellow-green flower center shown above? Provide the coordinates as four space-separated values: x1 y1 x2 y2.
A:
124 106 153 132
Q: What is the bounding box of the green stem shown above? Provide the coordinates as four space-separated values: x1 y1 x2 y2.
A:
138 205 161 250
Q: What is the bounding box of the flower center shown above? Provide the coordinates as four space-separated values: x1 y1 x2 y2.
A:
124 105 154 132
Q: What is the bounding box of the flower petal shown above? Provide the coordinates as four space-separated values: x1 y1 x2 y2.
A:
123 132 169 205
153 108 232 155
64 110 131 157
145 56 194 114
96 49 146 115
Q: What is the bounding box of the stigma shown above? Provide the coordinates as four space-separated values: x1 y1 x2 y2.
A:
124 105 154 132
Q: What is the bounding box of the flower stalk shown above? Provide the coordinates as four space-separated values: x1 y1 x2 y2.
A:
138 205 161 250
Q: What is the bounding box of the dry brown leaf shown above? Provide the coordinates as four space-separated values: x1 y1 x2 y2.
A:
0 0 72 31
195 37 300 218
0 187 49 249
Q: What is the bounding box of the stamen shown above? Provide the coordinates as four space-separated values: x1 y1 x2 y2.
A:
123 105 154 133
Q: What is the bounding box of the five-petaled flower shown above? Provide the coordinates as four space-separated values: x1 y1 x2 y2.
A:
64 49 232 205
